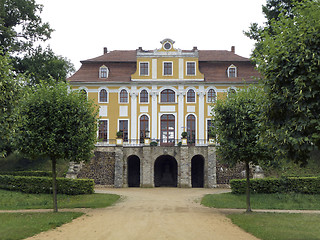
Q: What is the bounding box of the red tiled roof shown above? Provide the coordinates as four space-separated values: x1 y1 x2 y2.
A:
80 50 250 63
198 50 249 62
82 51 136 63
68 49 258 83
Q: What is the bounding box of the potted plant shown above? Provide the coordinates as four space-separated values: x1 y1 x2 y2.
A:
150 141 158 147
208 131 215 145
116 131 123 145
144 130 150 145
181 131 188 138
181 131 188 145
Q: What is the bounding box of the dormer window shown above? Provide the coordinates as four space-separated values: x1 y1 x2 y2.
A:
100 66 109 78
227 65 237 78
139 62 149 76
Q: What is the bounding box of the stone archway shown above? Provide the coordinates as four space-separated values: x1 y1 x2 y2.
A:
191 155 204 188
127 155 140 187
154 155 177 187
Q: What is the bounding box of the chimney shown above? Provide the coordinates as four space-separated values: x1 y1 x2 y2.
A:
104 47 108 54
192 46 198 52
231 46 235 53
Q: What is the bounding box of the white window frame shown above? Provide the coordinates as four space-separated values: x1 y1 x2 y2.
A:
159 87 177 103
227 64 237 78
163 61 173 76
118 88 129 104
118 119 130 142
99 65 109 78
98 87 109 103
139 62 149 76
185 113 197 141
206 88 217 103
97 119 109 143
186 61 196 76
186 88 197 103
139 88 149 104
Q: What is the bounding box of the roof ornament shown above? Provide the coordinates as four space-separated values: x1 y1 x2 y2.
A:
160 38 175 51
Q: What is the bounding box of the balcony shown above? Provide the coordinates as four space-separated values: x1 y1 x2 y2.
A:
96 139 214 147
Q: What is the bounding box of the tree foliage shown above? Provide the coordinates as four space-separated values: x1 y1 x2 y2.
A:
245 0 307 58
17 46 75 85
0 51 22 158
0 0 74 83
213 86 270 212
16 81 98 211
252 0 320 165
0 0 53 54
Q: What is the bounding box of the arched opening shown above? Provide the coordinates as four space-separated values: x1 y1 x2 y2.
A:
127 155 140 187
154 155 177 187
191 155 204 188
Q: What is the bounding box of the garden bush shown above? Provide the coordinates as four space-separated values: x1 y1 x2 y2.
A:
0 171 52 177
0 175 94 195
230 177 320 194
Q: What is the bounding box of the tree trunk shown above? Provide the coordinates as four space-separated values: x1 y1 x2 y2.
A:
52 158 58 212
245 161 252 213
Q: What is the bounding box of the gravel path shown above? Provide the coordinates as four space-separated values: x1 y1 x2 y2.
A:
23 188 260 240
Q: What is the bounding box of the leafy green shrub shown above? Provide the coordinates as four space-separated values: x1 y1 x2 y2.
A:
0 175 94 195
150 141 158 146
0 171 52 177
230 177 320 194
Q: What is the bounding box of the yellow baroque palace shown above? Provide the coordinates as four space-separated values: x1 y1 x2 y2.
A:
68 39 259 147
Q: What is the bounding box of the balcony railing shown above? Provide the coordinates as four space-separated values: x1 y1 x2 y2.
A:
96 139 214 147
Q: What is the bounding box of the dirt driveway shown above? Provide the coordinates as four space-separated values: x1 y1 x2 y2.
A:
27 188 259 240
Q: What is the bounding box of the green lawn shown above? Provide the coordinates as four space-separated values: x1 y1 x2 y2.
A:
201 192 320 210
228 213 320 240
0 212 84 240
0 189 120 210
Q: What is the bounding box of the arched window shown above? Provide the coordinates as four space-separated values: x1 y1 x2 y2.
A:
207 89 216 103
187 89 195 103
99 66 109 78
140 90 148 103
161 89 175 103
187 115 196 145
99 89 108 102
140 115 149 143
227 65 237 78
120 89 128 103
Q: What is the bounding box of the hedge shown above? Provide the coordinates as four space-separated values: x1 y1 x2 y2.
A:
0 171 52 177
0 175 94 195
230 177 320 194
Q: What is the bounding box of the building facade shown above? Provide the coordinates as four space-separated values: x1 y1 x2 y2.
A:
68 39 259 187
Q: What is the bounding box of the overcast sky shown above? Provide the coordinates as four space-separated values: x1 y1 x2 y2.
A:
37 0 267 70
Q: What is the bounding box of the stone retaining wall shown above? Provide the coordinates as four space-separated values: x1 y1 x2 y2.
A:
77 151 115 185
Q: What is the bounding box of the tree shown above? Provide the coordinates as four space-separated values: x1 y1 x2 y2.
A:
0 50 22 158
252 0 320 165
213 86 269 212
0 0 74 83
245 0 307 58
16 81 98 212
0 0 53 54
17 46 75 85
